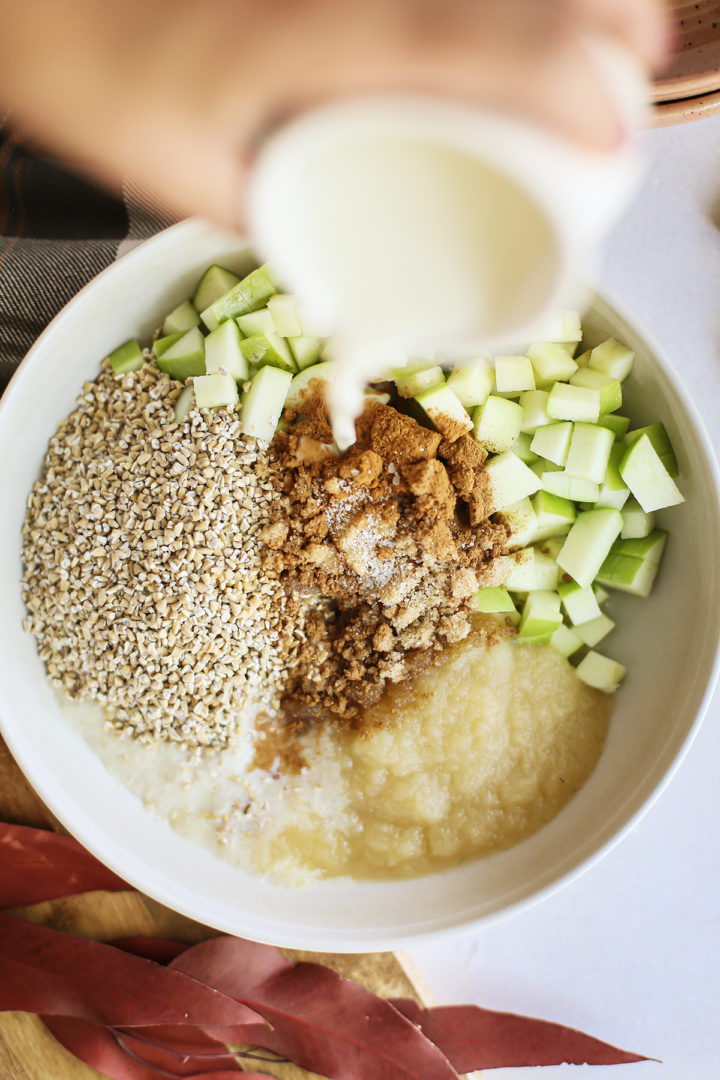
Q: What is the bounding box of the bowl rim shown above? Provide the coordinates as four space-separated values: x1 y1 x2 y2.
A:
2 217 720 951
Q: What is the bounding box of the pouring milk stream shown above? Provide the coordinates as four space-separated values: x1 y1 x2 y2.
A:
247 38 646 449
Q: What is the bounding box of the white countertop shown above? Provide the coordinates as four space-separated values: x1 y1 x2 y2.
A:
408 115 720 1079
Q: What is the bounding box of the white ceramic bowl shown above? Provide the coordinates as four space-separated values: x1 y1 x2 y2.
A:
1 218 719 952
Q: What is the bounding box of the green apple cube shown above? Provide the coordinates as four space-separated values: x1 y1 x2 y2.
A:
236 308 276 337
621 499 655 539
575 613 615 648
162 299 200 336
588 338 634 382
530 421 572 466
193 371 239 410
108 339 145 375
613 530 668 564
446 358 495 408
550 623 583 658
593 583 610 605
504 547 559 591
532 489 576 541
494 355 535 393
558 579 602 625
596 530 668 598
619 434 684 513
531 458 562 478
539 470 600 502
519 390 552 433
416 384 473 439
594 442 630 510
207 265 277 328
498 497 538 549
192 265 240 314
289 335 322 370
153 332 184 358
155 327 206 380
485 451 542 514
565 422 614 484
470 586 516 614
517 590 563 642
536 534 565 561
576 650 626 692
173 384 195 425
624 422 678 477
574 348 591 366
268 293 303 337
472 395 523 452
514 431 539 465
540 309 583 343
556 508 623 588
240 365 292 442
546 382 600 423
570 367 622 415
527 342 579 387
240 332 296 373
285 361 337 410
599 414 630 438
396 364 445 398
205 319 250 381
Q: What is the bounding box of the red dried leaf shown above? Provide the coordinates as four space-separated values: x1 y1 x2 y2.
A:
390 999 650 1070
111 938 192 964
0 913 264 1029
44 1017 267 1080
0 823 128 907
171 938 460 1080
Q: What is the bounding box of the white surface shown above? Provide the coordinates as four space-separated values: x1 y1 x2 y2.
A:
408 117 720 1078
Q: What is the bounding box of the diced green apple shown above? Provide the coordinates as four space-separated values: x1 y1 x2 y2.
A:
593 583 610 605
598 414 630 438
268 293 303 337
289 335 323 370
576 651 626 692
619 434 684 513
517 590 563 642
530 421 572 466
575 613 615 648
173 384 195 425
558 578 602 625
556 507 623 588
205 319 250 381
596 530 668 599
527 342 579 387
153 332 184 358
594 442 630 510
284 361 337 411
416 384 473 440
532 489 576 541
239 365 292 442
470 586 517 614
193 371 239 410
497 497 538 549
472 395 523 452
240 332 296 373
108 339 145 375
206 265 277 328
395 364 445 398
564 422 614 484
155 327 206 380
624 422 678 477
192 265 240 314
485 451 542 514
540 310 583 343
569 367 622 415
538 470 600 502
504 547 559 591
621 499 655 539
550 623 583 658
546 382 600 423
162 299 200 336
519 389 552 433
514 431 539 465
236 308 276 337
446 358 495 408
494 355 535 393
588 338 634 382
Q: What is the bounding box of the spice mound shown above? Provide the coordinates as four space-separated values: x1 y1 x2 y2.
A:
268 392 512 724
22 363 302 746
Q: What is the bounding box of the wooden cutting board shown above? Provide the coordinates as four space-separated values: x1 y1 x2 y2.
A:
0 736 449 1080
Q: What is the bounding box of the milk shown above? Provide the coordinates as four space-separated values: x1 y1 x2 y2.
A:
248 49 645 447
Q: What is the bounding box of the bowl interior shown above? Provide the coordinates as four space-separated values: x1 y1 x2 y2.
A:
1 218 719 951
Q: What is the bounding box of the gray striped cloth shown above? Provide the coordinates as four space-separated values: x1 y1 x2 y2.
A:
0 124 176 394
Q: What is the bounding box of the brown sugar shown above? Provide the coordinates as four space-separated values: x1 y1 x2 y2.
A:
264 389 512 727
